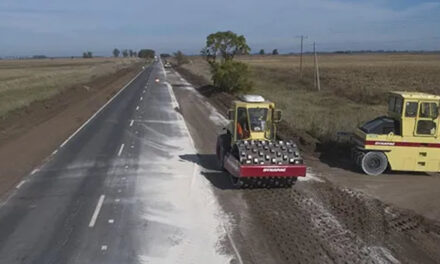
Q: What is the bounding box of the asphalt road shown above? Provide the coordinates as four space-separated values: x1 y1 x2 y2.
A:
0 61 232 264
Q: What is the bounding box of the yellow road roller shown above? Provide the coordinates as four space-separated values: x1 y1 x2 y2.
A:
352 91 440 175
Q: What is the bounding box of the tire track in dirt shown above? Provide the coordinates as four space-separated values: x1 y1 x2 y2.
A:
245 181 440 263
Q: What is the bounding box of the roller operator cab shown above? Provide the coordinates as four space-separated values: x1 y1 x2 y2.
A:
216 95 306 188
353 91 440 175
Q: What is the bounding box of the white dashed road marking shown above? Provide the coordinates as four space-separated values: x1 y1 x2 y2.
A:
117 144 125 157
136 106 139 111
89 194 105 228
16 180 26 189
129 120 134 127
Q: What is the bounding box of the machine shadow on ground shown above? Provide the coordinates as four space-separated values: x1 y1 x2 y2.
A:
179 154 238 190
315 141 360 172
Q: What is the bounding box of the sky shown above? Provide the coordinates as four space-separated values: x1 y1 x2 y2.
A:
0 0 439 57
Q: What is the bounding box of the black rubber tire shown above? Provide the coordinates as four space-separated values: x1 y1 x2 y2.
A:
231 175 243 188
361 151 388 176
216 134 231 170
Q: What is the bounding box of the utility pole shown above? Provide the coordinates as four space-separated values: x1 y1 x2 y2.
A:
313 41 321 91
297 35 308 79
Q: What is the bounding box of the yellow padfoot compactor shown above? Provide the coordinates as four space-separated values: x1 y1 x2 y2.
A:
216 95 306 188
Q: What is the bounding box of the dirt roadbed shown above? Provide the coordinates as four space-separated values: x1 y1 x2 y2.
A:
0 63 143 198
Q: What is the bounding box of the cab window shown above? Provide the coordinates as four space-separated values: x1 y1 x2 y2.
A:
248 108 268 132
417 120 436 135
388 96 402 114
405 102 418 117
419 102 438 118
395 98 403 114
236 107 250 139
416 102 438 135
388 97 396 112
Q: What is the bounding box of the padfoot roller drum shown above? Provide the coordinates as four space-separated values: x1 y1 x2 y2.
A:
237 139 302 166
226 139 305 188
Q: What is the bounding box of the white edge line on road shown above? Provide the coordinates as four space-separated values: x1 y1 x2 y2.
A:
129 120 134 127
117 144 125 156
89 194 105 227
223 224 244 264
16 180 26 189
59 68 145 149
30 168 39 175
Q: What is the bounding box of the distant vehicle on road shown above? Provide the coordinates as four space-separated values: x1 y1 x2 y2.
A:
164 62 172 68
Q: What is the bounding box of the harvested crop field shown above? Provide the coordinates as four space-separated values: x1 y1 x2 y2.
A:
181 53 440 144
0 57 140 118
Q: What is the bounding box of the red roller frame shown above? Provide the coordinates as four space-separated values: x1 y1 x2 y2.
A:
239 165 306 178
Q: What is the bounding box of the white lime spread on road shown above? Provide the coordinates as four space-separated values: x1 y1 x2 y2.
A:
135 61 233 263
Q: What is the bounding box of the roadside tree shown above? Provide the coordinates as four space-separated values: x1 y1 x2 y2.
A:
202 31 250 64
113 48 120 57
174 50 189 67
202 31 252 94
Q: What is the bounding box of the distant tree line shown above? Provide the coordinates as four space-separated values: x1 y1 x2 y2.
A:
82 51 93 58
32 55 48 59
256 49 279 55
138 49 155 59
112 48 138 58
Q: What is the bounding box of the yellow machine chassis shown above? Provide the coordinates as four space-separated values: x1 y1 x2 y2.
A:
354 91 440 173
